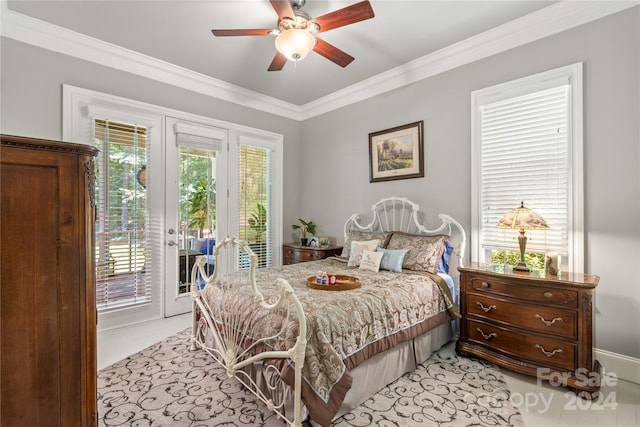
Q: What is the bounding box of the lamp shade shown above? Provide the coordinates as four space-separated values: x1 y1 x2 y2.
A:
275 29 316 61
497 202 549 230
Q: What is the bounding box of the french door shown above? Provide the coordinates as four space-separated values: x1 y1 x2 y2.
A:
64 84 283 327
164 118 228 316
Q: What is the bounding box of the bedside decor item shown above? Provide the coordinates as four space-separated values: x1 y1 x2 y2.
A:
291 218 316 246
318 236 331 247
497 201 549 272
545 252 560 275
369 121 424 183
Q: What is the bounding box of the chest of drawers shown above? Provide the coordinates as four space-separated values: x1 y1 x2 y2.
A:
456 263 601 398
282 243 343 265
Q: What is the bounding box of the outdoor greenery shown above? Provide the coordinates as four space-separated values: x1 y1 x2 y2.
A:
247 203 268 243
179 150 216 242
491 250 545 270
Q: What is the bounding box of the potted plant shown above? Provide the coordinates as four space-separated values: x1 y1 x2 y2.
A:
292 218 316 246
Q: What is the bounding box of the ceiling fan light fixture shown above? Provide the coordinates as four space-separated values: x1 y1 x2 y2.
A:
275 28 316 62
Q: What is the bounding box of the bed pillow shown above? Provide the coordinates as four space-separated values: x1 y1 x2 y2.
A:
347 239 381 267
376 247 408 273
386 232 448 274
438 240 454 274
341 230 390 258
359 249 384 272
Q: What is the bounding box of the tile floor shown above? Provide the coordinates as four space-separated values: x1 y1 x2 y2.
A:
98 315 640 427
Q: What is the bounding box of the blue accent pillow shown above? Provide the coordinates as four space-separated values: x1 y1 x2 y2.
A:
438 240 454 274
376 247 408 273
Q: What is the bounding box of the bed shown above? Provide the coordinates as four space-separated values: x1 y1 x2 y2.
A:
190 196 466 427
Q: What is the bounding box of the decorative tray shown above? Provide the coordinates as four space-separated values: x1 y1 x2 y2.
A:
306 275 360 291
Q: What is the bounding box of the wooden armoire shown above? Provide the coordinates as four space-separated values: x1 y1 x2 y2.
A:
1 134 98 426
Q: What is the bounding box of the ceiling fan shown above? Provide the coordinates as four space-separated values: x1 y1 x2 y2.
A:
211 0 375 71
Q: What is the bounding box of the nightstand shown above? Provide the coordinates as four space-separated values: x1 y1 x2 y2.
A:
282 243 343 265
456 262 601 398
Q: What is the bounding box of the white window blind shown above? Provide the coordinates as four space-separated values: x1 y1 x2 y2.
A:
238 144 272 268
93 119 151 310
471 63 584 273
480 85 569 255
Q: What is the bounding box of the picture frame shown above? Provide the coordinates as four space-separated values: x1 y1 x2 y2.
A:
308 236 320 247
318 236 331 247
368 121 424 183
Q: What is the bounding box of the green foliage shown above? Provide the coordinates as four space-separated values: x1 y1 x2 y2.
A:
186 178 216 233
247 203 267 243
291 218 316 239
491 250 545 269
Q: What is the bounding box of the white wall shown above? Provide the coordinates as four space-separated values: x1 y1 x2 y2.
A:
300 8 640 359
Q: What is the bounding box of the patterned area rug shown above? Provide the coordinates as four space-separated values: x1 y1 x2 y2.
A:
98 328 525 427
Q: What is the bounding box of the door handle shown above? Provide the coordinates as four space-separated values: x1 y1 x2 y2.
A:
167 240 177 246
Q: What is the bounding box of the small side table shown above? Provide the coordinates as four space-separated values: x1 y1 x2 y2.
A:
282 243 343 265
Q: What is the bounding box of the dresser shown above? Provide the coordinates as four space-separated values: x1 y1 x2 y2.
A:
282 243 343 265
1 135 98 426
456 263 600 398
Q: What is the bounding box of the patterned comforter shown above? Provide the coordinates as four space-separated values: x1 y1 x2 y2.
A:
200 257 458 426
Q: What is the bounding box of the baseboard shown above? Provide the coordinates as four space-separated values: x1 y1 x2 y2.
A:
595 347 640 385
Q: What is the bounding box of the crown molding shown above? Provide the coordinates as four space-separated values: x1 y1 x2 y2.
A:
2 1 638 122
0 2 304 121
300 1 639 120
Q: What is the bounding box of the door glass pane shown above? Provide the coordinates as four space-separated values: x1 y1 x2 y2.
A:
238 144 271 268
178 147 216 294
94 119 148 310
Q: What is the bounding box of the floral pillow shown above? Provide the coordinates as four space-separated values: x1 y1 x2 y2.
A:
341 230 390 258
359 249 384 273
347 239 381 267
385 232 448 274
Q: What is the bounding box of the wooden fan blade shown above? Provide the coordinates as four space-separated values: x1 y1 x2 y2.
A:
268 51 288 71
212 29 272 37
312 0 374 33
313 38 354 68
269 0 295 20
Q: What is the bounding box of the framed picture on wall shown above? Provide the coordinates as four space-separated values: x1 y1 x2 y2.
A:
368 121 424 183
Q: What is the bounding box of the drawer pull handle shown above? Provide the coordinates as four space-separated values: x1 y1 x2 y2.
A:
476 328 497 340
480 282 489 288
535 314 563 326
535 344 563 358
543 291 553 298
476 301 497 313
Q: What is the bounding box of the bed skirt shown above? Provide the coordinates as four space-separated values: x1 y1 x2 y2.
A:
244 321 453 424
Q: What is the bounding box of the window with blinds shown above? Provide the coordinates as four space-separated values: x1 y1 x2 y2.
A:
93 119 150 310
238 144 272 268
471 63 584 272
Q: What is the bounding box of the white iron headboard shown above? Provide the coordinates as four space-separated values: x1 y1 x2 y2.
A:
343 196 467 271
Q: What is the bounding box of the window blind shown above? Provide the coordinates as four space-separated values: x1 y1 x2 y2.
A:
479 85 569 256
93 119 151 310
238 144 272 268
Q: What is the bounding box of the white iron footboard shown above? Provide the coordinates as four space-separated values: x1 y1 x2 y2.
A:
190 237 307 427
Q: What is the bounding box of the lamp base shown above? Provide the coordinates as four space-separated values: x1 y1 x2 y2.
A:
513 261 530 272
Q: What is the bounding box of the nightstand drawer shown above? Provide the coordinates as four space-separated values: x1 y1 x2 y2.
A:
282 244 343 265
284 248 321 262
467 293 577 339
468 320 576 371
468 277 578 308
